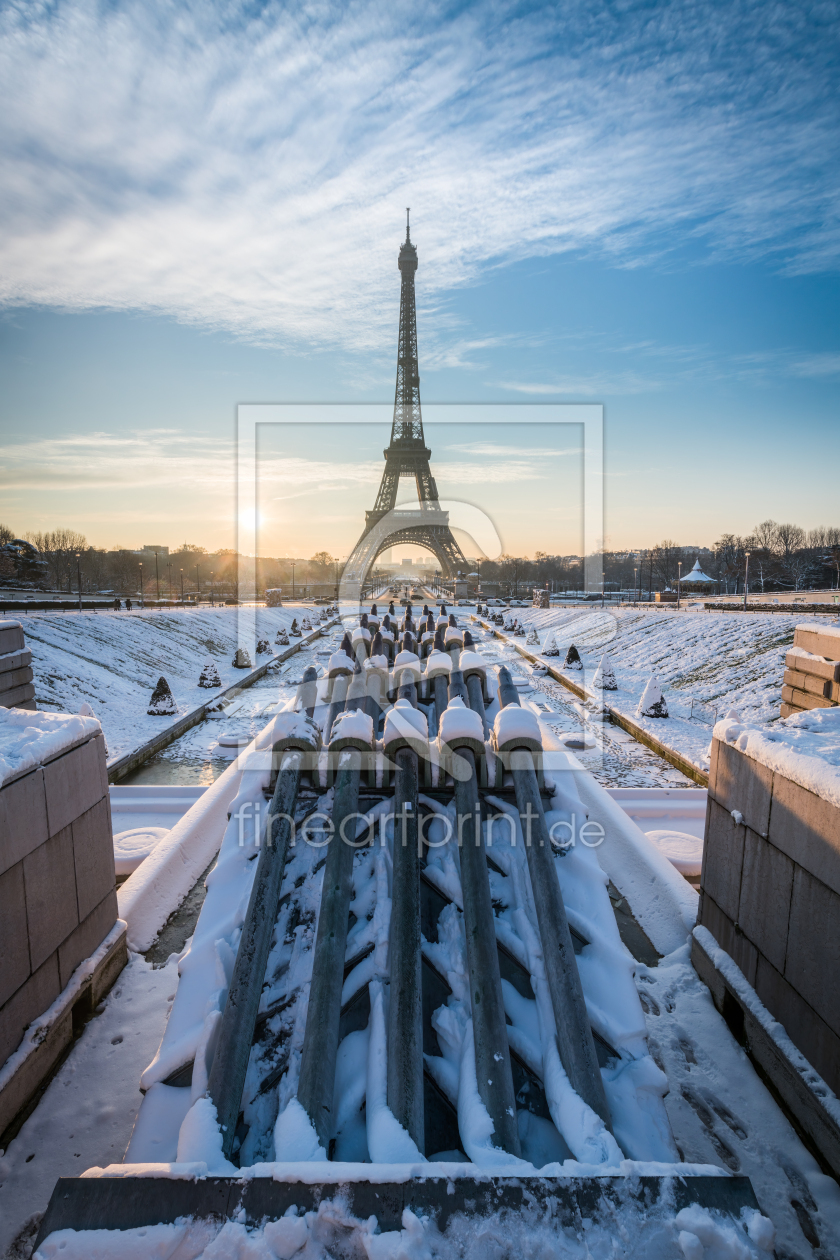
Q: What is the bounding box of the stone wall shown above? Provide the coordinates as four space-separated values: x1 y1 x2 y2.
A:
0 620 35 711
0 728 118 1071
698 735 840 1094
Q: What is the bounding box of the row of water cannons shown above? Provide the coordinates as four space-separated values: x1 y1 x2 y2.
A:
207 603 613 1164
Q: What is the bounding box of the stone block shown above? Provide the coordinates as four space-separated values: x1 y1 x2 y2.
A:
793 625 840 663
0 862 31 1007
23 826 79 971
737 829 793 973
755 954 840 1096
830 681 840 704
0 649 32 676
783 669 830 698
0 665 34 693
768 775 840 896
0 767 48 877
0 682 36 709
708 736 720 790
0 621 25 655
0 953 60 1070
42 736 107 836
700 798 745 921
781 684 833 711
58 890 119 989
779 702 803 719
710 740 773 837
785 649 840 683
784 866 840 1035
697 890 758 986
72 798 116 922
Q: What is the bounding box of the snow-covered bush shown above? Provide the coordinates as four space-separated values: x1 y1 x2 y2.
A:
290 619 302 637
526 626 540 646
563 643 583 670
276 628 289 645
542 629 560 656
637 674 669 718
256 639 271 655
198 658 221 688
592 652 617 690
232 647 252 669
147 676 177 715
301 616 312 631
265 589 283 607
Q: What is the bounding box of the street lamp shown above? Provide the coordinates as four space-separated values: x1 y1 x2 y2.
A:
180 568 184 601
633 568 638 607
210 571 215 606
166 561 173 601
138 562 144 609
76 553 82 612
291 562 296 601
154 550 160 601
333 557 340 602
677 560 682 610
196 565 201 602
743 552 751 609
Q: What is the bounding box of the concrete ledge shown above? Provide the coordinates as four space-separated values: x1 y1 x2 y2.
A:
0 919 127 1140
691 925 840 1180
35 1171 761 1249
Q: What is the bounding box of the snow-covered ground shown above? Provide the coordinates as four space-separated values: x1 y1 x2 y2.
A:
18 604 331 763
481 605 840 777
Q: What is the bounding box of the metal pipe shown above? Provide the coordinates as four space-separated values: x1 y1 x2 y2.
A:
297 747 363 1151
509 747 611 1127
453 747 521 1156
448 668 469 707
497 664 520 709
387 747 424 1151
208 750 302 1158
398 678 418 708
465 672 489 739
432 674 448 738
297 664 319 719
324 672 350 743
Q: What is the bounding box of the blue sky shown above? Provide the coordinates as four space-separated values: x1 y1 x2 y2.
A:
1 0 838 556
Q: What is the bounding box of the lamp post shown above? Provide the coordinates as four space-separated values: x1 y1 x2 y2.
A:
154 550 160 601
333 557 339 602
743 552 751 609
677 561 682 610
166 561 173 601
291 562 296 601
633 568 638 607
196 565 201 603
138 562 144 609
476 556 482 597
76 553 83 612
180 569 184 601
210 571 215 607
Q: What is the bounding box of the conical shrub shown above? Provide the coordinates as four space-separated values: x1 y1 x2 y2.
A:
637 674 669 718
256 638 271 655
276 627 289 645
593 652 617 690
525 626 540 646
563 643 583 670
542 629 560 656
198 658 221 689
148 676 177 715
290 619 302 637
232 647 252 669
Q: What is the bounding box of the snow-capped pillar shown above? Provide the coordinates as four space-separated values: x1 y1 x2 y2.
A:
387 746 424 1152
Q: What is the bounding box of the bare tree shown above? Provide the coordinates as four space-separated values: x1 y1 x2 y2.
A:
774 522 806 558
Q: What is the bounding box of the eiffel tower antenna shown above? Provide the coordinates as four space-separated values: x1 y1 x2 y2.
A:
343 218 468 591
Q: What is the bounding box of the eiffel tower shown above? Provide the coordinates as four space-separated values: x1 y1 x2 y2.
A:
343 213 467 592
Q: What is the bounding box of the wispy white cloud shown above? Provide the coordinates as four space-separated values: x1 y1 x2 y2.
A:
0 0 837 353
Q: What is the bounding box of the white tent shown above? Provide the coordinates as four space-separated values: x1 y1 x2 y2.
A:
682 560 715 584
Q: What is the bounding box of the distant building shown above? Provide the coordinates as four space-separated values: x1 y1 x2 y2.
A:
142 545 169 556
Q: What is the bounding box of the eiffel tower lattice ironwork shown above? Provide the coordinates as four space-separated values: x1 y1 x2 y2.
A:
343 213 467 590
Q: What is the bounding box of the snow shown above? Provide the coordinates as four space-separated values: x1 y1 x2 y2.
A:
327 650 354 673
437 697 484 745
713 708 840 807
0 706 100 786
19 604 325 762
492 704 541 747
382 698 428 747
457 649 486 676
644 830 704 877
331 707 375 746
638 675 669 719
0 951 179 1259
113 826 169 875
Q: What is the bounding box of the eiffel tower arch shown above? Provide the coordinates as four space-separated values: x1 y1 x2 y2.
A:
343 214 467 596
